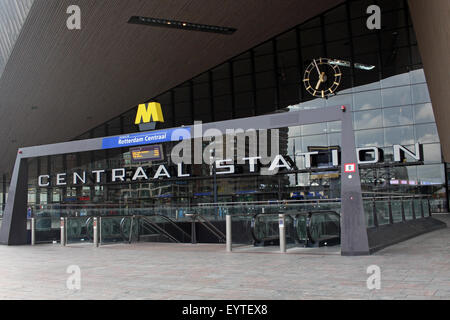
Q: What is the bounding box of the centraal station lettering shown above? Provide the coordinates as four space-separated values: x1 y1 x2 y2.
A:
37 143 422 187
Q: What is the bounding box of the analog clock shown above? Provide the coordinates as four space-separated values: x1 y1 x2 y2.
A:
303 58 342 99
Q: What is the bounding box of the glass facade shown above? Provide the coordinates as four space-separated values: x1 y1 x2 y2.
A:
1 0 448 228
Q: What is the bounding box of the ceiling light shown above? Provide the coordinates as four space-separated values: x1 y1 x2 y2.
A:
128 16 237 35
329 59 375 71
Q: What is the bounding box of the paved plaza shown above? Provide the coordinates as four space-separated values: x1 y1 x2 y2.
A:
0 215 449 300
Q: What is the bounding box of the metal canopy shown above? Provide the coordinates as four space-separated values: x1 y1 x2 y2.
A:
0 105 370 256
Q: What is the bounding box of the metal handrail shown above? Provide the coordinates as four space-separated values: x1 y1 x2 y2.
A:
140 217 180 243
251 213 294 244
146 214 192 241
119 215 189 243
197 195 432 207
186 214 226 242
250 211 340 246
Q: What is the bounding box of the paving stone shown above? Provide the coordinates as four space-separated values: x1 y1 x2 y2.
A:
0 223 449 300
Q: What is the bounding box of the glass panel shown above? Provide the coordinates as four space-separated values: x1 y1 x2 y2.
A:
355 128 384 147
375 200 390 225
415 124 440 143
381 85 411 107
354 109 383 130
422 199 430 217
411 83 431 104
414 199 423 218
100 216 127 244
363 200 375 228
302 123 327 135
414 103 435 124
66 217 92 244
383 106 413 126
384 126 414 146
403 200 414 220
353 90 381 111
422 143 442 164
391 200 403 223
410 69 426 84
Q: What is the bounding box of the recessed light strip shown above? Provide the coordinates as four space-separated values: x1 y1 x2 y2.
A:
128 16 236 35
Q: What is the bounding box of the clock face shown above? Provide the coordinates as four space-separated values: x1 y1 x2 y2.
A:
303 58 342 98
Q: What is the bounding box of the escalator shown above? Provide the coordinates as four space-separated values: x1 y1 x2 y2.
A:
251 211 340 248
120 214 192 243
186 213 226 243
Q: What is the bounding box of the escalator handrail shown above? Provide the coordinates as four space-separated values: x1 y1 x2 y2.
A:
119 216 177 243
250 213 294 244
194 215 226 242
119 214 192 243
140 217 180 243
143 214 192 241
84 217 93 240
251 211 340 245
293 211 340 245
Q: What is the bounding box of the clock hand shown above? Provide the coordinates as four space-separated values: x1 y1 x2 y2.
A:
315 72 326 90
313 59 321 76
315 78 322 90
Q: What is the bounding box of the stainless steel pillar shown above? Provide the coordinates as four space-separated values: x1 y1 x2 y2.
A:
93 217 98 247
279 214 286 253
60 217 66 246
226 214 232 252
31 217 35 246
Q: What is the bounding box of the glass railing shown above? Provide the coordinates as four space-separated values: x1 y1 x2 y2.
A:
66 216 92 244
308 211 340 244
99 216 125 244
391 200 403 223
27 194 432 245
240 210 340 247
375 200 391 226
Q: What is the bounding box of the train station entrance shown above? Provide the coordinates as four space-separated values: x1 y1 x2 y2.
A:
0 105 442 255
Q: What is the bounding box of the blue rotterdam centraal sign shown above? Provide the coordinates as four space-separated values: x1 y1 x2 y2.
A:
101 128 191 150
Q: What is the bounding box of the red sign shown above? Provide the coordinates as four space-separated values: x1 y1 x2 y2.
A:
344 163 356 173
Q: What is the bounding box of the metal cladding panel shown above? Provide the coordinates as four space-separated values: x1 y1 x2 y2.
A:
409 0 450 162
0 0 34 76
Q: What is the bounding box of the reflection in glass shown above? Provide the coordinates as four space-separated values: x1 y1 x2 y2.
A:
414 103 435 123
355 129 384 147
383 106 413 126
411 83 431 104
353 90 381 111
302 123 327 135
381 85 411 107
415 123 440 143
354 109 383 130
384 126 414 146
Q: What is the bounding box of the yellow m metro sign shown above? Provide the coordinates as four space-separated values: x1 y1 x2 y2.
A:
135 102 164 124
